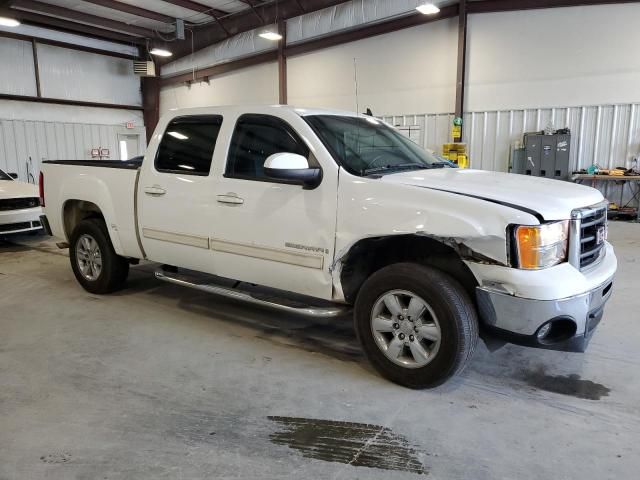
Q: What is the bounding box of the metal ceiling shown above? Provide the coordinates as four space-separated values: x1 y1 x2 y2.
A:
2 0 274 44
1 0 639 52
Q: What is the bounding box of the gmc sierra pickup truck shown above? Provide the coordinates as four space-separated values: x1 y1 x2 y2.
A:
40 105 617 388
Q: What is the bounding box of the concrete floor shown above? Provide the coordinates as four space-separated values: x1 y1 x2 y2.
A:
1 222 639 480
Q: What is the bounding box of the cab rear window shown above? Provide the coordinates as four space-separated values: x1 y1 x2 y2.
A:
155 115 223 175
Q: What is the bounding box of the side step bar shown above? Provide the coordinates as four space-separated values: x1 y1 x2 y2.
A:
154 270 350 318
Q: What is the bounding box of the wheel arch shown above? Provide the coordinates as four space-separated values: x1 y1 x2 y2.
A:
63 199 106 241
335 234 487 305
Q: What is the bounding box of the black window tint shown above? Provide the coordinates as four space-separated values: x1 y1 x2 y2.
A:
156 115 222 175
226 114 309 180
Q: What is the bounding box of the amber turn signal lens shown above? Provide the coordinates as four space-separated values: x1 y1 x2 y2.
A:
516 226 541 269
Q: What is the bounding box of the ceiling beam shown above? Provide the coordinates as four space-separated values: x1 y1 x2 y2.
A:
0 92 143 110
162 0 229 17
286 4 458 57
467 0 640 13
80 0 175 24
10 9 146 43
10 0 155 37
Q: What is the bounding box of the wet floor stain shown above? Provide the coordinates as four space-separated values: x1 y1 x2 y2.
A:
40 452 72 464
522 368 610 400
268 416 426 475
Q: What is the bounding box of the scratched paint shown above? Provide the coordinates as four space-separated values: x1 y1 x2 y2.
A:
268 416 426 474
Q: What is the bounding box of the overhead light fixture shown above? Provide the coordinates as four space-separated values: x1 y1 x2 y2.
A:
259 31 283 41
167 131 188 140
0 16 21 27
416 3 440 15
150 48 172 57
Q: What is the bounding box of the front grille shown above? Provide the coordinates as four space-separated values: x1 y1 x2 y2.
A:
0 197 40 211
579 207 607 269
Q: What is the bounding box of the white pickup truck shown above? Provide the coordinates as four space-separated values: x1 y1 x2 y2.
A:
40 105 617 388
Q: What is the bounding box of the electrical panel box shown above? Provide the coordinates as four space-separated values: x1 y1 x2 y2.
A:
513 133 571 180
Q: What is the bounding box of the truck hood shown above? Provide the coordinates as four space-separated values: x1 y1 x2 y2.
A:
381 169 604 220
0 179 39 199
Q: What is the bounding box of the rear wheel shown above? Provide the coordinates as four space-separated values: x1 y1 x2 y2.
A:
354 263 478 388
69 218 129 294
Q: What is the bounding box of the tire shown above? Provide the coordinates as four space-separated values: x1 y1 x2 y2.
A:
69 218 129 294
354 263 478 389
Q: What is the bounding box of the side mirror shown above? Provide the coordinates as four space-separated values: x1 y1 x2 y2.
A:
264 153 322 189
8 173 18 179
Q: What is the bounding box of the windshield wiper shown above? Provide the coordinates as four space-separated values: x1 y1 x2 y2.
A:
361 163 429 176
429 161 455 169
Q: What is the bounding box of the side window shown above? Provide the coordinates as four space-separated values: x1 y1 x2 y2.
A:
225 114 310 181
155 115 222 175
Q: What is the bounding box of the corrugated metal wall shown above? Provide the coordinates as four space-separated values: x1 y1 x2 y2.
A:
0 119 146 183
381 103 640 206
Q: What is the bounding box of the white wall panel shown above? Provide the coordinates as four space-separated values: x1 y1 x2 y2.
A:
0 116 146 183
0 24 139 56
466 4 640 111
159 62 279 115
287 20 458 115
0 100 143 124
0 38 37 96
37 45 142 106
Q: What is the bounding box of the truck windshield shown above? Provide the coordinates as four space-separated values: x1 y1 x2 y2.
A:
0 168 12 181
305 115 450 176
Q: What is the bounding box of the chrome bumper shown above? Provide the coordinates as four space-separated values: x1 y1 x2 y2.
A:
476 276 614 352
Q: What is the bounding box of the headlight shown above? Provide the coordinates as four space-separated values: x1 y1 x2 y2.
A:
512 221 569 270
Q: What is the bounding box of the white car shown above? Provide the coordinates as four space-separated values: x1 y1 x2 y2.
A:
39 105 616 388
0 168 43 235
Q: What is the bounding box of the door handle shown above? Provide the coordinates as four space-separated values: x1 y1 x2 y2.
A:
216 194 244 205
144 186 166 196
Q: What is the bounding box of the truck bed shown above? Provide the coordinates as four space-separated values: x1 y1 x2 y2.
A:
41 160 143 259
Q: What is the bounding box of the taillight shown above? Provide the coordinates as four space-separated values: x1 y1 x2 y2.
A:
39 171 45 207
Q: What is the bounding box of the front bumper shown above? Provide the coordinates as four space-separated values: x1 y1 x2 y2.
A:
0 207 43 234
477 276 614 352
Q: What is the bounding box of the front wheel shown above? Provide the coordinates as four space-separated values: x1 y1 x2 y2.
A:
354 263 478 388
69 218 129 294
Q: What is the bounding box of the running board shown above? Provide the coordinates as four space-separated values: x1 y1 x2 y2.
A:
154 269 350 318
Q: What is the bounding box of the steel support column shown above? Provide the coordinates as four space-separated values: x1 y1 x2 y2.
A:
31 38 41 98
454 0 467 142
142 68 161 143
278 19 287 105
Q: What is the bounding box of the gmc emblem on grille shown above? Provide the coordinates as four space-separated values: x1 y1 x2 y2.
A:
596 226 606 245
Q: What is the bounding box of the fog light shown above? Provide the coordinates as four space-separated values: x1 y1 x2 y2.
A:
537 323 551 340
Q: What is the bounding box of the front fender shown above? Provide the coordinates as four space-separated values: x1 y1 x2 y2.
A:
335 173 540 267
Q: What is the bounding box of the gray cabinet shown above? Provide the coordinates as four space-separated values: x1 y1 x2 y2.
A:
511 133 571 180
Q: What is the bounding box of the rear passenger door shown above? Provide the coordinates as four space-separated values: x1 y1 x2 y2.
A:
138 115 222 272
211 113 338 300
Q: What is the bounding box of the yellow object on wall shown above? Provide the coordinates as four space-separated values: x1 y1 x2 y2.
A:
442 143 469 168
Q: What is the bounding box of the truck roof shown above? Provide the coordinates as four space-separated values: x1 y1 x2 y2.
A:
163 104 364 119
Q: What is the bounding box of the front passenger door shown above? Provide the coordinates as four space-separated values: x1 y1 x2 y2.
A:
211 114 338 300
